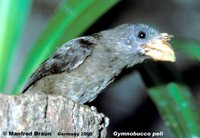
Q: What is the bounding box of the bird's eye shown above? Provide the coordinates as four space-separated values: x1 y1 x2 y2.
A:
138 31 146 39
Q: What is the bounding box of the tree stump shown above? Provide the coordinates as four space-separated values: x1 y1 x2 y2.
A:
0 92 109 138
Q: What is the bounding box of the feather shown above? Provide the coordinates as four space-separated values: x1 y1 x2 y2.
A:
22 37 94 92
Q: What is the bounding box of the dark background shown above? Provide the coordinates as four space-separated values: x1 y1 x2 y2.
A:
7 0 200 137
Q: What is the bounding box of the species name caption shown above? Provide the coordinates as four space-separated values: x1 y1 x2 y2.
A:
2 131 93 137
113 131 164 137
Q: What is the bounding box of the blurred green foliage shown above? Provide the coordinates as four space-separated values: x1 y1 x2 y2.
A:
0 0 199 137
172 39 200 61
0 0 32 91
149 83 200 137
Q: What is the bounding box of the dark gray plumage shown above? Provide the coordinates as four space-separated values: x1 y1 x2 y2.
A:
22 24 175 104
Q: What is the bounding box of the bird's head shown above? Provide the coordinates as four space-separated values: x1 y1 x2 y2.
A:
100 24 176 66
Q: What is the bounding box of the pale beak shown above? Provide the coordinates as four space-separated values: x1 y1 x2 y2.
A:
142 33 176 62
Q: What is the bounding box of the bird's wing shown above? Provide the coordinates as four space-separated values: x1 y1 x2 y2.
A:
22 37 94 93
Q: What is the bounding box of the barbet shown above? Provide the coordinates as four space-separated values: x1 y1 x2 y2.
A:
22 24 175 104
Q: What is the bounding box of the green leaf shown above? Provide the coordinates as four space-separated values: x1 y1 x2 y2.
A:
13 0 119 93
172 39 200 61
149 83 200 137
143 62 200 137
0 0 32 92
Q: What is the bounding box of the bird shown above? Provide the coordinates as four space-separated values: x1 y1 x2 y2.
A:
22 24 175 104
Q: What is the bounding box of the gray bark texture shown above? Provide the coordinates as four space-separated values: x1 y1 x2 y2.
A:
0 92 109 138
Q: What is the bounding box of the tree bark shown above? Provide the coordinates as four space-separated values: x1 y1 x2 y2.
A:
0 92 109 138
